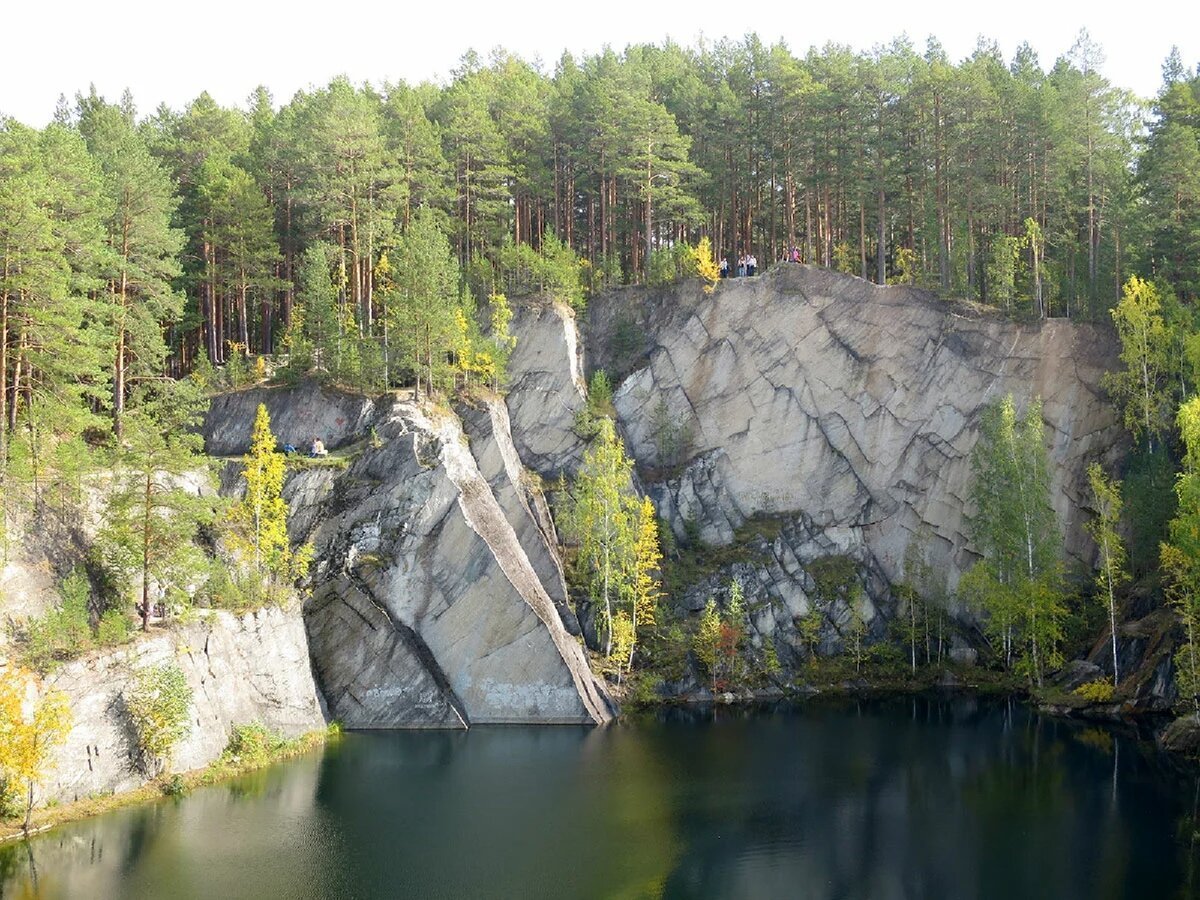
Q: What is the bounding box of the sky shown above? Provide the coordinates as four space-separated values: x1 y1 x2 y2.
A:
2 0 1196 126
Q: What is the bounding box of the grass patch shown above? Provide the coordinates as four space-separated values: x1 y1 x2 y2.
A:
283 452 353 472
660 514 787 596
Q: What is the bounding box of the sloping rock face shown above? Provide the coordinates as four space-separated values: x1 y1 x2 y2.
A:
39 607 325 805
281 398 611 728
204 380 384 456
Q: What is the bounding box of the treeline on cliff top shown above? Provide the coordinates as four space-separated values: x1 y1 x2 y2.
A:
4 32 1200 385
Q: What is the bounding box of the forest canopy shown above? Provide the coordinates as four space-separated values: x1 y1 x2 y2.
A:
4 31 1197 390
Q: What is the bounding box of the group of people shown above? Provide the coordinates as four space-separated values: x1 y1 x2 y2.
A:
719 253 758 278
281 438 328 458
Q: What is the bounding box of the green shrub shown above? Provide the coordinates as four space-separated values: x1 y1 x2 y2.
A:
161 774 188 797
1073 679 1115 703
222 723 287 767
763 641 782 677
626 674 664 708
646 245 685 286
497 233 586 311
864 642 907 674
587 371 613 416
126 663 194 775
96 609 133 647
22 571 94 672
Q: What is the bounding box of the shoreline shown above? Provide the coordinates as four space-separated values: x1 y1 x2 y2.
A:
2 675 1187 845
0 725 337 846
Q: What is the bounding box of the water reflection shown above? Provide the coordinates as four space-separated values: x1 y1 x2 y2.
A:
1 696 1197 899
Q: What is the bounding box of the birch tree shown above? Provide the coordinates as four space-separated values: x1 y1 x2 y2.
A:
1103 276 1171 453
964 394 1065 685
1086 463 1128 688
1162 397 1200 713
563 417 636 657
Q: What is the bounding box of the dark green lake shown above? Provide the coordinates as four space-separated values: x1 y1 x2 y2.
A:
2 696 1198 899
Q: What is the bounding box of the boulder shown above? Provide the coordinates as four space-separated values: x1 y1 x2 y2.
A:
1162 714 1200 756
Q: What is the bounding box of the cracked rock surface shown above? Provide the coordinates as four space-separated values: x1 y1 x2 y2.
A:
503 301 590 480
494 266 1125 656
589 265 1123 594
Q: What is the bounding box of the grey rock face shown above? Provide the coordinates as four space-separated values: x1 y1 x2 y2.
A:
595 266 1122 595
39 606 325 805
493 267 1125 669
675 513 892 662
204 380 383 456
503 302 589 479
298 398 612 727
0 550 59 658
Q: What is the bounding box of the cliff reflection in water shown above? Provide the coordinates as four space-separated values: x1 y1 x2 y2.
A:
3 695 1198 900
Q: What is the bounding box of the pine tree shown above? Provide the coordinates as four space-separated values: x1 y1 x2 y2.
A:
100 379 215 630
386 208 461 399
0 121 111 521
76 91 184 439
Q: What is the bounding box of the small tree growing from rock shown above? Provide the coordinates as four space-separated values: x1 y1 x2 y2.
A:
694 599 722 691
225 404 311 604
1086 463 1128 689
0 667 72 833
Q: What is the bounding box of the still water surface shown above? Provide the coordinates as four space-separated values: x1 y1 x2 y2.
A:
2 695 1197 899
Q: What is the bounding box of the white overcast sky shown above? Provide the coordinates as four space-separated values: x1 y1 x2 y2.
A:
2 0 1196 126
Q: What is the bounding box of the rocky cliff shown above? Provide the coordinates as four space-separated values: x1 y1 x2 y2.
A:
505 266 1124 662
207 386 613 728
39 606 325 805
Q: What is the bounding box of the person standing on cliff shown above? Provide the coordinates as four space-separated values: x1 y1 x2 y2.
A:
720 257 729 278
747 254 757 276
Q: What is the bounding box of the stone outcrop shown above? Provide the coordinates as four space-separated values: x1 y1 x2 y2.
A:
204 380 384 456
672 514 895 664
494 266 1124 657
201 375 610 727
1086 607 1179 711
39 606 325 805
